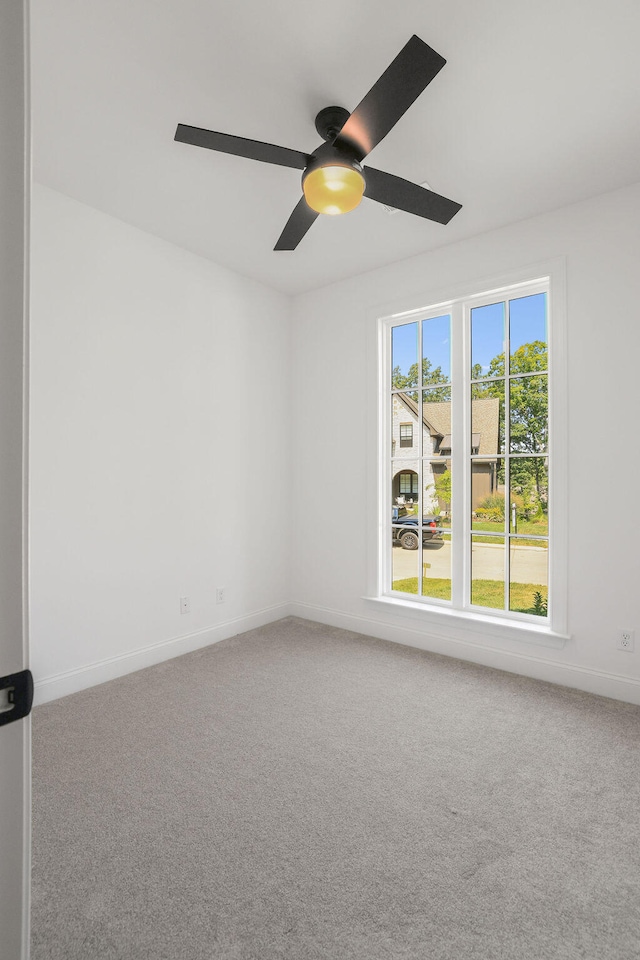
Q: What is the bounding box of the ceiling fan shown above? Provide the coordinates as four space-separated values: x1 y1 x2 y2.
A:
174 35 462 251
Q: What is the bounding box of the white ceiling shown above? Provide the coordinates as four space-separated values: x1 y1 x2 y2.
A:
31 0 640 296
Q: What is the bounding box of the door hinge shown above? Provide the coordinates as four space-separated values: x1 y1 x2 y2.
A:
0 670 33 727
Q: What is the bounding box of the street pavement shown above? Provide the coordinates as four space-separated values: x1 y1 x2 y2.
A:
392 540 547 586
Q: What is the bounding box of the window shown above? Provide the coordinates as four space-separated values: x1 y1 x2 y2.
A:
399 423 413 447
383 277 556 628
398 471 418 495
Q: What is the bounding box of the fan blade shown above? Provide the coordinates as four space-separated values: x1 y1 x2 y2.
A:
274 197 319 250
175 124 310 170
334 35 446 160
364 166 461 224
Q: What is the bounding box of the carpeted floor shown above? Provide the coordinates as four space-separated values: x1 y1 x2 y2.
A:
31 617 640 959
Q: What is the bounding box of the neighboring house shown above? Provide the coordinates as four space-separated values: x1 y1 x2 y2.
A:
392 393 500 513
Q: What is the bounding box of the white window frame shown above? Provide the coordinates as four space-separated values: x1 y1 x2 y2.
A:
369 261 568 648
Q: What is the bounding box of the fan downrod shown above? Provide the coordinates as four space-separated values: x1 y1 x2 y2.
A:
314 106 350 142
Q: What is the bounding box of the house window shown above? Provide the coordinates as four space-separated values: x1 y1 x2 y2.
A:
398 471 418 495
399 423 413 447
383 276 556 629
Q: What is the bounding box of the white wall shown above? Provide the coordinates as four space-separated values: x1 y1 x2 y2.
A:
30 180 640 707
30 185 291 701
291 181 640 704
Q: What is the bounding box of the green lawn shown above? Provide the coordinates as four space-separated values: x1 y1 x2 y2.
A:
394 517 547 548
472 519 547 535
470 519 548 547
393 577 452 601
392 577 548 615
400 518 547 547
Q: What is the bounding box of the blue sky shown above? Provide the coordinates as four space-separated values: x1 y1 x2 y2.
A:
392 292 547 382
392 313 451 382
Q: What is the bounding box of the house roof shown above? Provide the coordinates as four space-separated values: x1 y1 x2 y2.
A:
441 434 481 451
395 393 499 457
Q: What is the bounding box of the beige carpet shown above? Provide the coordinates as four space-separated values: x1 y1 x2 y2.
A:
31 617 640 959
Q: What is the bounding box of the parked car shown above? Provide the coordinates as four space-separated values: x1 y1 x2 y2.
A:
392 513 442 550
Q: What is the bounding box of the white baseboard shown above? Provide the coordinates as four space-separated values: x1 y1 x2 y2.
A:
34 599 640 709
33 602 293 706
289 601 640 707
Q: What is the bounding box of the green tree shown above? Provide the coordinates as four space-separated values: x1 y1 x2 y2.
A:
508 342 548 454
471 341 548 504
471 361 488 382
432 469 451 514
392 357 450 401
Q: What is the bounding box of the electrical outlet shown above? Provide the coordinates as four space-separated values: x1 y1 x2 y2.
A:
216 587 226 604
180 596 190 615
617 630 635 651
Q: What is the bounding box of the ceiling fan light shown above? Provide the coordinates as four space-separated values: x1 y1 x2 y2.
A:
302 163 365 215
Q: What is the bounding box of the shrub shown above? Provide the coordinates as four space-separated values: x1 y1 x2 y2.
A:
474 507 503 522
478 493 506 516
476 491 541 522
532 591 548 617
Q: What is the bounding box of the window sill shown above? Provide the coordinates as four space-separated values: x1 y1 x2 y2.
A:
363 595 569 650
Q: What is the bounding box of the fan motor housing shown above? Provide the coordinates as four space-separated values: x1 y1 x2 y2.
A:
314 105 351 142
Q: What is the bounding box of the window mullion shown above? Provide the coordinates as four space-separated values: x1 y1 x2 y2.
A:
451 301 466 609
382 321 392 597
505 300 511 612
417 318 423 597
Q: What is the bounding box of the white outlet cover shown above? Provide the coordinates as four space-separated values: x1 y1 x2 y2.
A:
617 630 635 651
